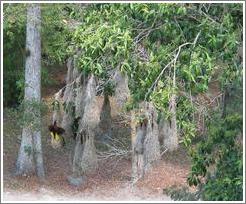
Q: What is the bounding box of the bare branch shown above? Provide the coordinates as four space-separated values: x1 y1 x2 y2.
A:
96 137 131 162
133 23 163 45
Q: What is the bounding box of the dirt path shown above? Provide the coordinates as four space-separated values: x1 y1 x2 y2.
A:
3 64 191 202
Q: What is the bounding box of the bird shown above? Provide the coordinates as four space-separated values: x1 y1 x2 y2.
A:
48 120 65 148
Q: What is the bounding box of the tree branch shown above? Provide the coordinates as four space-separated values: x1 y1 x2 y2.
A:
144 31 201 101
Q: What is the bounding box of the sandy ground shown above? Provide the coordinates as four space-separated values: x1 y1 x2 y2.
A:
3 184 172 202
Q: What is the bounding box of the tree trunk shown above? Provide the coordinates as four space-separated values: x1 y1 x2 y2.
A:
61 83 75 137
61 55 81 137
52 89 64 125
168 94 179 151
16 4 44 178
131 102 161 183
158 94 179 152
165 59 179 151
159 115 178 152
97 94 112 142
16 127 35 175
113 68 130 110
72 74 98 176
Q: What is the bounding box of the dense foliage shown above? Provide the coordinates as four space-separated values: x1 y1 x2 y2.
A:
3 3 243 201
166 96 243 201
67 3 242 146
3 4 26 106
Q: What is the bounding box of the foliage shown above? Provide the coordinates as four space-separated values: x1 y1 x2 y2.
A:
41 4 72 64
41 67 57 87
176 96 197 147
3 3 243 201
187 112 243 201
164 185 201 201
3 4 26 107
67 3 242 201
5 99 48 131
14 67 57 105
103 81 116 96
24 145 32 156
68 2 242 143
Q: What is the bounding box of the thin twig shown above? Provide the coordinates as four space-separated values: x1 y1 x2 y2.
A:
161 148 168 156
54 73 82 98
133 23 163 45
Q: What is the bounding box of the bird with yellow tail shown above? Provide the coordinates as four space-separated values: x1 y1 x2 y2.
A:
48 120 65 149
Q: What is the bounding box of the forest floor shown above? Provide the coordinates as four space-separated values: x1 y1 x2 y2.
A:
3 65 192 202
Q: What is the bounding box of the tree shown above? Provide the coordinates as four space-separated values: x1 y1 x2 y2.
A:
131 102 161 182
15 4 44 178
3 4 72 107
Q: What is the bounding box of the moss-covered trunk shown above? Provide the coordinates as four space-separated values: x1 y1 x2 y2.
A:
131 102 161 183
72 74 99 176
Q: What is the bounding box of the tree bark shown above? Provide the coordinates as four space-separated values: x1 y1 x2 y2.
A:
166 58 179 151
97 94 112 142
113 68 130 110
131 102 161 183
61 55 81 138
16 4 44 178
72 74 98 176
167 94 179 151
